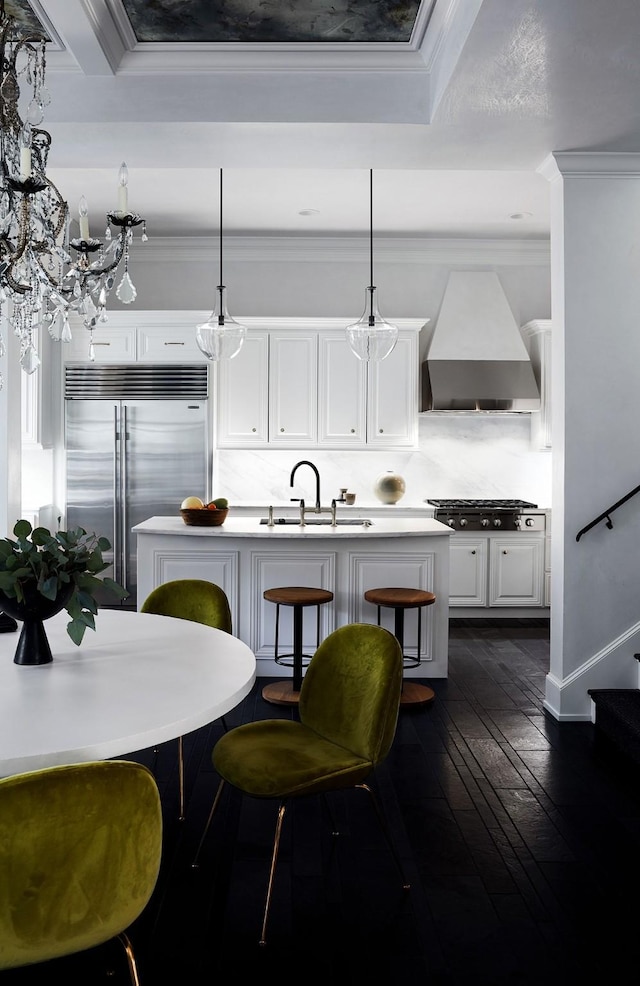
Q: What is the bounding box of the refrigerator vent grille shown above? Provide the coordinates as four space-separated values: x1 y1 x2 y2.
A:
65 364 208 400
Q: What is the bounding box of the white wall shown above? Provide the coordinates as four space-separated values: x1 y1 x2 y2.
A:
545 154 640 719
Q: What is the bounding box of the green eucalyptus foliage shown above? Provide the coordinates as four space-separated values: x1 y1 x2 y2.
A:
0 520 128 645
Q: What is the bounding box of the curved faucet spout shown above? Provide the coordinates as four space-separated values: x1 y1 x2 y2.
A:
290 460 321 512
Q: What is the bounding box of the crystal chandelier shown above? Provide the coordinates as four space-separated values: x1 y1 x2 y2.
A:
0 1 147 390
196 169 247 361
346 169 398 361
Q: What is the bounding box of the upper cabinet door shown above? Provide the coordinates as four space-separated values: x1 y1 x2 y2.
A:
269 332 318 445
317 333 366 446
216 333 269 447
367 331 418 447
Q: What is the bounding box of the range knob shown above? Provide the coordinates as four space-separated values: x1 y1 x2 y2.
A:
481 518 490 528
514 517 522 529
525 517 536 527
459 517 468 527
447 517 455 528
493 518 502 528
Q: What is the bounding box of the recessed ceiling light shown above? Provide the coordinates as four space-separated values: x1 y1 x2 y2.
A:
298 209 320 216
509 212 533 220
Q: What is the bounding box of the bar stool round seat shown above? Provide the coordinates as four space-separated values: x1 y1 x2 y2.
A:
262 586 334 707
363 587 436 708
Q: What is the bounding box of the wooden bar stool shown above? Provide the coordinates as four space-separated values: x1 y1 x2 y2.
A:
363 587 436 707
262 586 334 706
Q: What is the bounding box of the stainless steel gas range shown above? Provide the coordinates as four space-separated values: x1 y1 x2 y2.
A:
426 498 546 533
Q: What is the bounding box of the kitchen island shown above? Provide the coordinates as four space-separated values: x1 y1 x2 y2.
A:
134 513 453 677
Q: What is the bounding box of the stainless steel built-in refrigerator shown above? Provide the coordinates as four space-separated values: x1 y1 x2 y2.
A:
64 363 210 608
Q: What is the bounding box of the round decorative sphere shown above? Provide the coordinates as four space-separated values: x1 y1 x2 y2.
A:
373 471 406 504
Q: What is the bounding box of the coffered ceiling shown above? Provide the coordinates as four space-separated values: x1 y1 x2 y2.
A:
9 0 640 240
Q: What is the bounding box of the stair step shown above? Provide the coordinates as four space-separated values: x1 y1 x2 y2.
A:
588 688 640 765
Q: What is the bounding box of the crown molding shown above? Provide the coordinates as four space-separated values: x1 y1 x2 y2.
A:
541 151 640 180
132 235 550 267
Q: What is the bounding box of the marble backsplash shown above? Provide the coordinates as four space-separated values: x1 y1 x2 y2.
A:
214 413 552 509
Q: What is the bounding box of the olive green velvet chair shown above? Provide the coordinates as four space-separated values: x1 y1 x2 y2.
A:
0 760 162 984
192 621 410 946
141 577 233 819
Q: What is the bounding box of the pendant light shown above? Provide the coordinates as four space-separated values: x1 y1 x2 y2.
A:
196 169 247 361
345 169 398 361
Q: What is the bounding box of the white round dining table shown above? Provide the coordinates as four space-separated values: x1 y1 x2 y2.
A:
0 608 256 777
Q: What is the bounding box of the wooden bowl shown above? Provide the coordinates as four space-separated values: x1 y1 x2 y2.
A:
180 507 229 527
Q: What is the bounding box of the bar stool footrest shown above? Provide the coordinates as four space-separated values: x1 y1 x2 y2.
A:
274 653 313 669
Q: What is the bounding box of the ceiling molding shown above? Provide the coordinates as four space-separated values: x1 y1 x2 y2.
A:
550 151 640 179
38 0 124 74
131 235 550 267
418 0 484 115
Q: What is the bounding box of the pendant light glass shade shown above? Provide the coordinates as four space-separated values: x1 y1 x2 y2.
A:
196 170 246 361
346 170 398 362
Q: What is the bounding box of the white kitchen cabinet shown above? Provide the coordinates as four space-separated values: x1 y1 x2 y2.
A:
268 331 318 445
317 329 417 448
216 333 269 447
317 332 366 446
522 319 552 450
367 332 418 447
449 537 488 606
137 323 205 362
489 536 544 606
65 320 136 362
64 311 209 364
220 320 419 449
450 533 545 608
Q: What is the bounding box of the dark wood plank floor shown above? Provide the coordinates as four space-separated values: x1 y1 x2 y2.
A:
5 618 640 985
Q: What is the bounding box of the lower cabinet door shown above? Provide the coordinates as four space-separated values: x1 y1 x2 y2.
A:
449 538 487 607
489 537 544 606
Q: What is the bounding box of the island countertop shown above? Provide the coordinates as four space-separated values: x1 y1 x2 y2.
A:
133 515 455 539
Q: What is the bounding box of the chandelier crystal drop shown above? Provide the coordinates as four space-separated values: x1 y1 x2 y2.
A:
196 169 246 362
0 1 147 390
345 169 398 362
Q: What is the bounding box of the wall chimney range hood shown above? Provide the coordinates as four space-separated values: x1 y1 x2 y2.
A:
421 271 540 412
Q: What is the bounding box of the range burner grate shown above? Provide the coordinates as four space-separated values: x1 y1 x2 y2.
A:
427 499 538 510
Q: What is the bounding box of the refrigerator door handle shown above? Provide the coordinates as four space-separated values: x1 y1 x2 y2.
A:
121 404 128 593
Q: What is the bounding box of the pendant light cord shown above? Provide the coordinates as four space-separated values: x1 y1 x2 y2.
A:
369 168 375 321
219 168 223 287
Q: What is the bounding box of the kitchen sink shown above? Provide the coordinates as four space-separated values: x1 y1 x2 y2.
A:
260 517 373 526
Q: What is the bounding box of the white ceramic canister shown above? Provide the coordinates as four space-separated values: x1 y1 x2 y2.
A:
373 470 406 504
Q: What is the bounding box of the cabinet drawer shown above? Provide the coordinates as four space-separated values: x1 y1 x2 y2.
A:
66 325 136 362
137 327 205 362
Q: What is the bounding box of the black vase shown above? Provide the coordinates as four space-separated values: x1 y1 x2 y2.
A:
0 583 75 665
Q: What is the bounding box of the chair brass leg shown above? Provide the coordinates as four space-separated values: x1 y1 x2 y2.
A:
259 802 287 947
355 783 411 890
178 734 185 821
191 778 226 868
118 931 142 986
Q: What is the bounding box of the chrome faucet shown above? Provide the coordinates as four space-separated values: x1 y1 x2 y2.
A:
290 460 322 513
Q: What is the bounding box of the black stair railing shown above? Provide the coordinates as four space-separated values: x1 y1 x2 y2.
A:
576 482 640 541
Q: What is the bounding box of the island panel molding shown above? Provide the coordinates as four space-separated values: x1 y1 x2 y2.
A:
145 547 240 633
251 550 336 659
351 550 437 665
